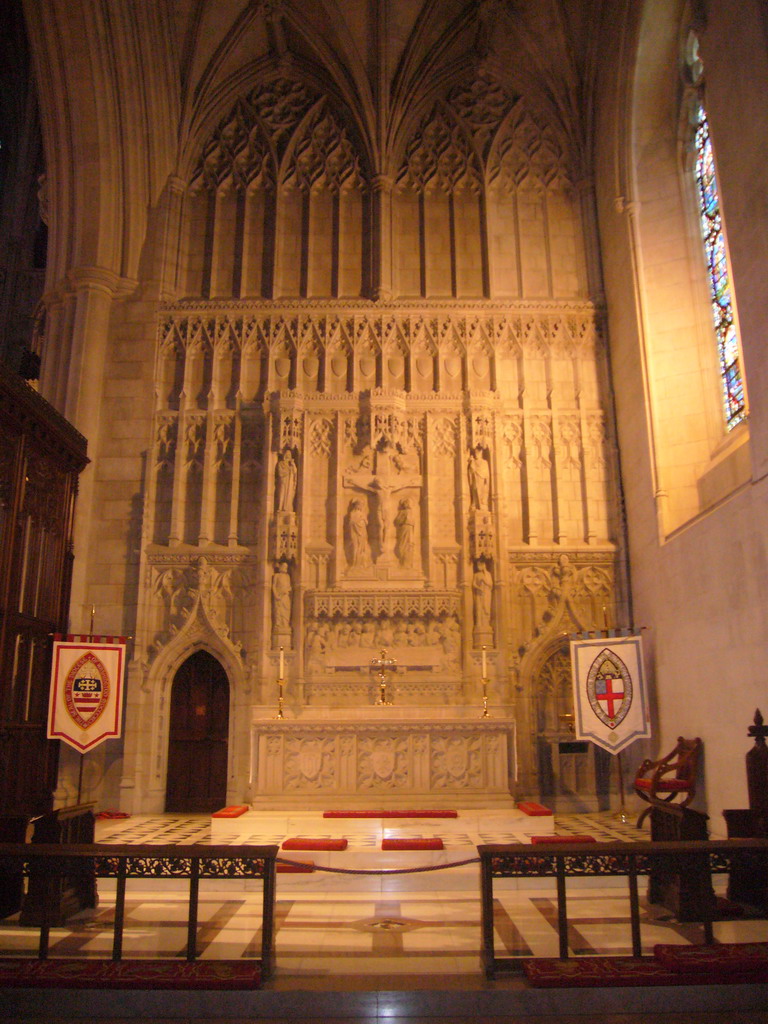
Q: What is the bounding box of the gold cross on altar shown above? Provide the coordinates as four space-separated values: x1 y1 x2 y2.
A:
370 648 398 705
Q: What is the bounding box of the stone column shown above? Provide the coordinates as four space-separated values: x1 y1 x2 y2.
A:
157 175 186 301
576 178 605 304
64 268 120 617
228 401 243 546
371 175 394 300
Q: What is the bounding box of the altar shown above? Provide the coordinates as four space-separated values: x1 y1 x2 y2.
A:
249 708 516 808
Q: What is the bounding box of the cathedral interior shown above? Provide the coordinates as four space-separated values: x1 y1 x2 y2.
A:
0 0 766 836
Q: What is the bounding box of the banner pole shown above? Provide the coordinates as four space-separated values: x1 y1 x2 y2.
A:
615 750 629 824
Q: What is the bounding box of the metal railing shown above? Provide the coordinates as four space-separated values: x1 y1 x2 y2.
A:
2 835 767 985
479 837 768 979
0 842 278 979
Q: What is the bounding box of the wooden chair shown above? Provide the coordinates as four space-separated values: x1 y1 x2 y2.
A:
633 736 702 827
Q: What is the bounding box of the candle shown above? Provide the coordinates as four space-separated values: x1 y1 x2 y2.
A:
279 646 284 679
481 646 487 678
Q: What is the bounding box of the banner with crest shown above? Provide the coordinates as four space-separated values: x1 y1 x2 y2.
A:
47 635 127 753
569 633 650 754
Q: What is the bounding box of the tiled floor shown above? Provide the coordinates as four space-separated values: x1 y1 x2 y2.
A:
2 809 767 1021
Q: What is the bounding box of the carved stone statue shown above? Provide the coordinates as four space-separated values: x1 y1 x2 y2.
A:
468 446 490 510
271 562 292 630
275 448 298 512
473 559 493 629
394 497 416 567
347 498 370 566
343 439 422 561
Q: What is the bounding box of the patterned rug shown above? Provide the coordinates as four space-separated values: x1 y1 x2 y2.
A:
523 956 695 987
524 947 768 988
0 958 261 990
654 942 768 980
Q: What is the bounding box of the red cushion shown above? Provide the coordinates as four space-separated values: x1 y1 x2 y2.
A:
634 779 691 792
518 801 553 816
531 835 596 844
381 838 444 850
276 860 315 872
211 805 250 818
323 809 457 818
282 838 348 851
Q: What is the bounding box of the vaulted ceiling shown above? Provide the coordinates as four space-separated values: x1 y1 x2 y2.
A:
171 0 605 174
20 0 614 283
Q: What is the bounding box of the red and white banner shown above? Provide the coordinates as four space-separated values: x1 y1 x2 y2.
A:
569 633 651 754
47 635 127 753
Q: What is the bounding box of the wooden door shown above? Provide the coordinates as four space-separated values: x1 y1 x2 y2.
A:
165 651 229 812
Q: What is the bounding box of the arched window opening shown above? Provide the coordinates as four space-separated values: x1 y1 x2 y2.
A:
688 36 746 430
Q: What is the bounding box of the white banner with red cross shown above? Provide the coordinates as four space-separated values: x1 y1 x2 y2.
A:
47 635 127 753
569 632 650 754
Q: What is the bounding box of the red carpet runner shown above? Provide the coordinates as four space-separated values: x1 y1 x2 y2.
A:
524 943 768 987
0 958 261 990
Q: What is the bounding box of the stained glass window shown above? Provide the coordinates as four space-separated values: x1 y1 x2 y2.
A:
693 99 745 429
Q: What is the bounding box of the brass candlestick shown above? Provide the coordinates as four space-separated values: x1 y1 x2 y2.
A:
275 646 285 718
480 644 489 718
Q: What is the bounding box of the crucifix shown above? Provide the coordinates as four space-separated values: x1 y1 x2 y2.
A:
343 439 421 563
370 648 398 706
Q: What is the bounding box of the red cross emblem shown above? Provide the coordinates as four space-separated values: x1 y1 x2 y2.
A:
585 649 633 731
595 672 625 721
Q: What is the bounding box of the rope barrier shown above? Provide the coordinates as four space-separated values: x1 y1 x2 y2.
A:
276 855 481 875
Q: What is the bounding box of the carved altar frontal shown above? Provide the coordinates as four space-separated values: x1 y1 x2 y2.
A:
250 711 516 808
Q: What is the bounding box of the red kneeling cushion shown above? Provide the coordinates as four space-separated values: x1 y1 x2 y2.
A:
518 802 553 816
634 779 691 792
531 835 596 844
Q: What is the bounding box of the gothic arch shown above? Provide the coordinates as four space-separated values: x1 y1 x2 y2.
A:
165 649 230 811
132 597 250 813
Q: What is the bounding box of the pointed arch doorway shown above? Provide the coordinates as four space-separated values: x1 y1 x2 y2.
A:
534 644 611 812
165 651 230 812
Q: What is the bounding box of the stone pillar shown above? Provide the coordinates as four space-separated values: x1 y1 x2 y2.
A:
169 341 203 545
228 402 243 546
64 268 120 618
371 175 394 300
157 176 186 301
38 290 67 411
209 187 236 298
576 178 605 303
198 411 216 546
